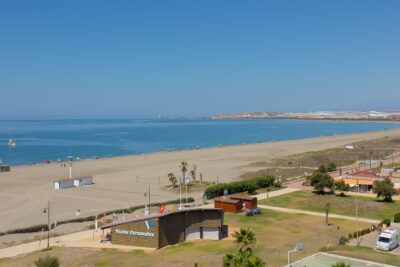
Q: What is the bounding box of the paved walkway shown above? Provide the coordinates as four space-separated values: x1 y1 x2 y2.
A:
258 204 380 224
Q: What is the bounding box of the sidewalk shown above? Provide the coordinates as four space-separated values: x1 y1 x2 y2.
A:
0 229 155 259
258 204 380 224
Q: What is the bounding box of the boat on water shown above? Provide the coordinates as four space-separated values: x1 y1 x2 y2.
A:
8 138 16 147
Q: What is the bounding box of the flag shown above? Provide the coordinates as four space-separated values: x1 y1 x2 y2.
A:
159 204 165 214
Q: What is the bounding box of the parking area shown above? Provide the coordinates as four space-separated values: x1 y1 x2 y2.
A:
349 223 400 255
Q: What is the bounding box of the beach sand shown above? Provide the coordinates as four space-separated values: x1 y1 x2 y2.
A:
0 128 400 232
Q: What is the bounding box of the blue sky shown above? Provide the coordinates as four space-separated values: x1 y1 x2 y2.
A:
0 1 399 118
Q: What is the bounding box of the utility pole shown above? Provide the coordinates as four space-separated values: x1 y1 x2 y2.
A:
69 161 72 179
43 201 50 249
325 202 330 225
185 175 188 204
144 186 151 215
369 151 373 170
356 181 359 246
179 176 182 209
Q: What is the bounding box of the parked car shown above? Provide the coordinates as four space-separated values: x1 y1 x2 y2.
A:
245 209 254 216
376 229 399 251
251 208 262 215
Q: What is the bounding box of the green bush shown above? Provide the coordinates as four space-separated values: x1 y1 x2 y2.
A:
348 233 353 239
394 212 400 223
204 176 275 199
35 256 60 267
381 218 391 227
339 236 348 245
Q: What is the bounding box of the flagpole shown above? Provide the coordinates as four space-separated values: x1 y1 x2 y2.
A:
179 176 182 209
185 175 188 204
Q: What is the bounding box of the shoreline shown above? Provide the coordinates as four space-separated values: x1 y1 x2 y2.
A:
7 122 400 169
1 127 400 232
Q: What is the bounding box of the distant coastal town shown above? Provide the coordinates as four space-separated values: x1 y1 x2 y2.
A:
210 111 400 121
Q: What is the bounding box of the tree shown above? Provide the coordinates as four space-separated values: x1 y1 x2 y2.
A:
168 173 177 188
246 256 265 267
318 164 327 173
35 256 60 267
190 164 197 182
334 180 350 196
373 178 395 202
309 171 334 194
223 228 265 267
180 161 188 184
233 228 256 253
326 163 337 172
331 262 351 267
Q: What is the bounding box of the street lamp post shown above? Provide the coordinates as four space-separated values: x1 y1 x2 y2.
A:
356 181 360 246
43 201 50 249
144 186 151 215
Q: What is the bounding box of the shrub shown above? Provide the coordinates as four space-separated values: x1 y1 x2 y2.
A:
394 212 400 223
339 236 348 245
381 218 391 227
34 256 60 267
204 176 275 199
348 233 353 239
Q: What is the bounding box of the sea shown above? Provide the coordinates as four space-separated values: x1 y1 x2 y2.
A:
0 118 398 166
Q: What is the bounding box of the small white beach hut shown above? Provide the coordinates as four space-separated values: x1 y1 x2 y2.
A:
73 176 93 187
54 179 75 190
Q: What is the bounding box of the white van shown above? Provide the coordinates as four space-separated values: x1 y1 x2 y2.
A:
376 229 399 251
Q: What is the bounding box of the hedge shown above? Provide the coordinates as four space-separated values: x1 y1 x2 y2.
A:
204 176 275 199
379 218 391 227
394 213 400 223
0 197 193 236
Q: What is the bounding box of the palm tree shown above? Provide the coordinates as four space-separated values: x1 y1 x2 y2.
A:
180 161 188 203
222 252 236 267
233 228 256 253
180 161 188 182
331 262 351 267
168 173 177 188
191 164 197 182
246 256 265 267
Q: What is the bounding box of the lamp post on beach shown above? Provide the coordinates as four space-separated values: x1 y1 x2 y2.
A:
43 201 50 249
144 186 151 215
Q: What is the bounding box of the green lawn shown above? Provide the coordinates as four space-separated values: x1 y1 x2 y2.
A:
259 190 400 220
0 209 372 267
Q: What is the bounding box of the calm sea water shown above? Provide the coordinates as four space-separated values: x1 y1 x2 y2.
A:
0 119 398 165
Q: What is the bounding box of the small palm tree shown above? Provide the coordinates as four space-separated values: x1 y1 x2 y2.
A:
180 161 188 184
331 262 351 267
222 252 236 267
246 256 265 267
34 256 60 267
233 228 256 253
191 164 197 182
168 173 177 187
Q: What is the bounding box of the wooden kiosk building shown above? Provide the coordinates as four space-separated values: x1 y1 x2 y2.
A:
100 208 225 249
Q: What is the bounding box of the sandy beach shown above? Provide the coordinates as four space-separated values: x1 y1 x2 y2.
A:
0 127 400 232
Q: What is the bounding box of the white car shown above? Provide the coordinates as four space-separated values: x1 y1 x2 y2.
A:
376 229 399 251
